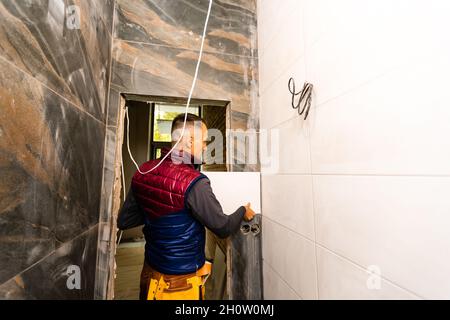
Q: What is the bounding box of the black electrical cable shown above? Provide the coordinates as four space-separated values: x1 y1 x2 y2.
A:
288 78 313 120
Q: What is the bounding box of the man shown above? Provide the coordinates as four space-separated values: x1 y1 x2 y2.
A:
117 113 255 300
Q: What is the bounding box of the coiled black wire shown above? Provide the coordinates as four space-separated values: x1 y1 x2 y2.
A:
288 78 313 120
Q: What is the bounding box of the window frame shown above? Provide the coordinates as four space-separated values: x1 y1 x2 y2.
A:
149 102 202 160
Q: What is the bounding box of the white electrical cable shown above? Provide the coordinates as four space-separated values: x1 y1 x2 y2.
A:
125 0 213 175
117 0 212 244
117 229 123 245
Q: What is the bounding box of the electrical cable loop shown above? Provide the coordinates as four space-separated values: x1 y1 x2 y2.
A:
288 77 313 120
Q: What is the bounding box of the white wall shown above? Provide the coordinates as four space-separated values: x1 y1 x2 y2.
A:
258 0 450 299
204 172 261 214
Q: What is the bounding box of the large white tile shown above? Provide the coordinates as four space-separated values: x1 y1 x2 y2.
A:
316 246 420 300
313 175 450 299
305 0 450 105
303 0 345 48
262 115 311 175
256 0 282 55
205 172 261 213
261 174 314 240
309 57 450 175
305 0 394 104
262 217 318 299
257 0 301 56
260 57 306 130
263 261 301 300
258 0 304 93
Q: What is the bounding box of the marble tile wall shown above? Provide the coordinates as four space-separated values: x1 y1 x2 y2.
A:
0 0 114 299
110 0 259 133
96 0 259 299
0 0 259 300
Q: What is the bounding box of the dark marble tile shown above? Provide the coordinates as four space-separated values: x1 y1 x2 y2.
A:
111 40 258 114
231 109 250 130
0 0 113 122
94 222 112 300
228 110 259 172
99 126 118 224
115 0 257 57
107 86 121 127
0 183 55 286
97 0 116 35
229 214 262 299
0 59 105 284
0 225 99 299
94 125 118 299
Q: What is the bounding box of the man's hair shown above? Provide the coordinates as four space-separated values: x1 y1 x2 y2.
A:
171 113 206 134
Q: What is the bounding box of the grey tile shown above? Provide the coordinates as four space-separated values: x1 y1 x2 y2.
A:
0 225 99 299
107 86 121 127
0 59 105 284
115 0 257 57
99 126 118 224
0 0 113 122
111 40 258 114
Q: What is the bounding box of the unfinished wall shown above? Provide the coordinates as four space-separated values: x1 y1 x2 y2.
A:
97 0 259 299
0 0 114 299
258 0 450 299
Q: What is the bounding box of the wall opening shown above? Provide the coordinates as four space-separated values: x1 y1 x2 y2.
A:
113 94 230 300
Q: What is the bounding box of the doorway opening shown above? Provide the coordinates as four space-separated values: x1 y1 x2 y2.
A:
114 94 230 300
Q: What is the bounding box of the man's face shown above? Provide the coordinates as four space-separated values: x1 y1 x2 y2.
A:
172 120 208 163
189 122 208 162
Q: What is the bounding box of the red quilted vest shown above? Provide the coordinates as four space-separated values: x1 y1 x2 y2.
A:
130 148 207 274
131 149 203 219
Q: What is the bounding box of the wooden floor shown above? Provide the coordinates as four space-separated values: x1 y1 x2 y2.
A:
114 242 145 300
114 240 228 300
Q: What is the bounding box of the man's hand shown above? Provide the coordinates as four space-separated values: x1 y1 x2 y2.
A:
244 203 255 221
